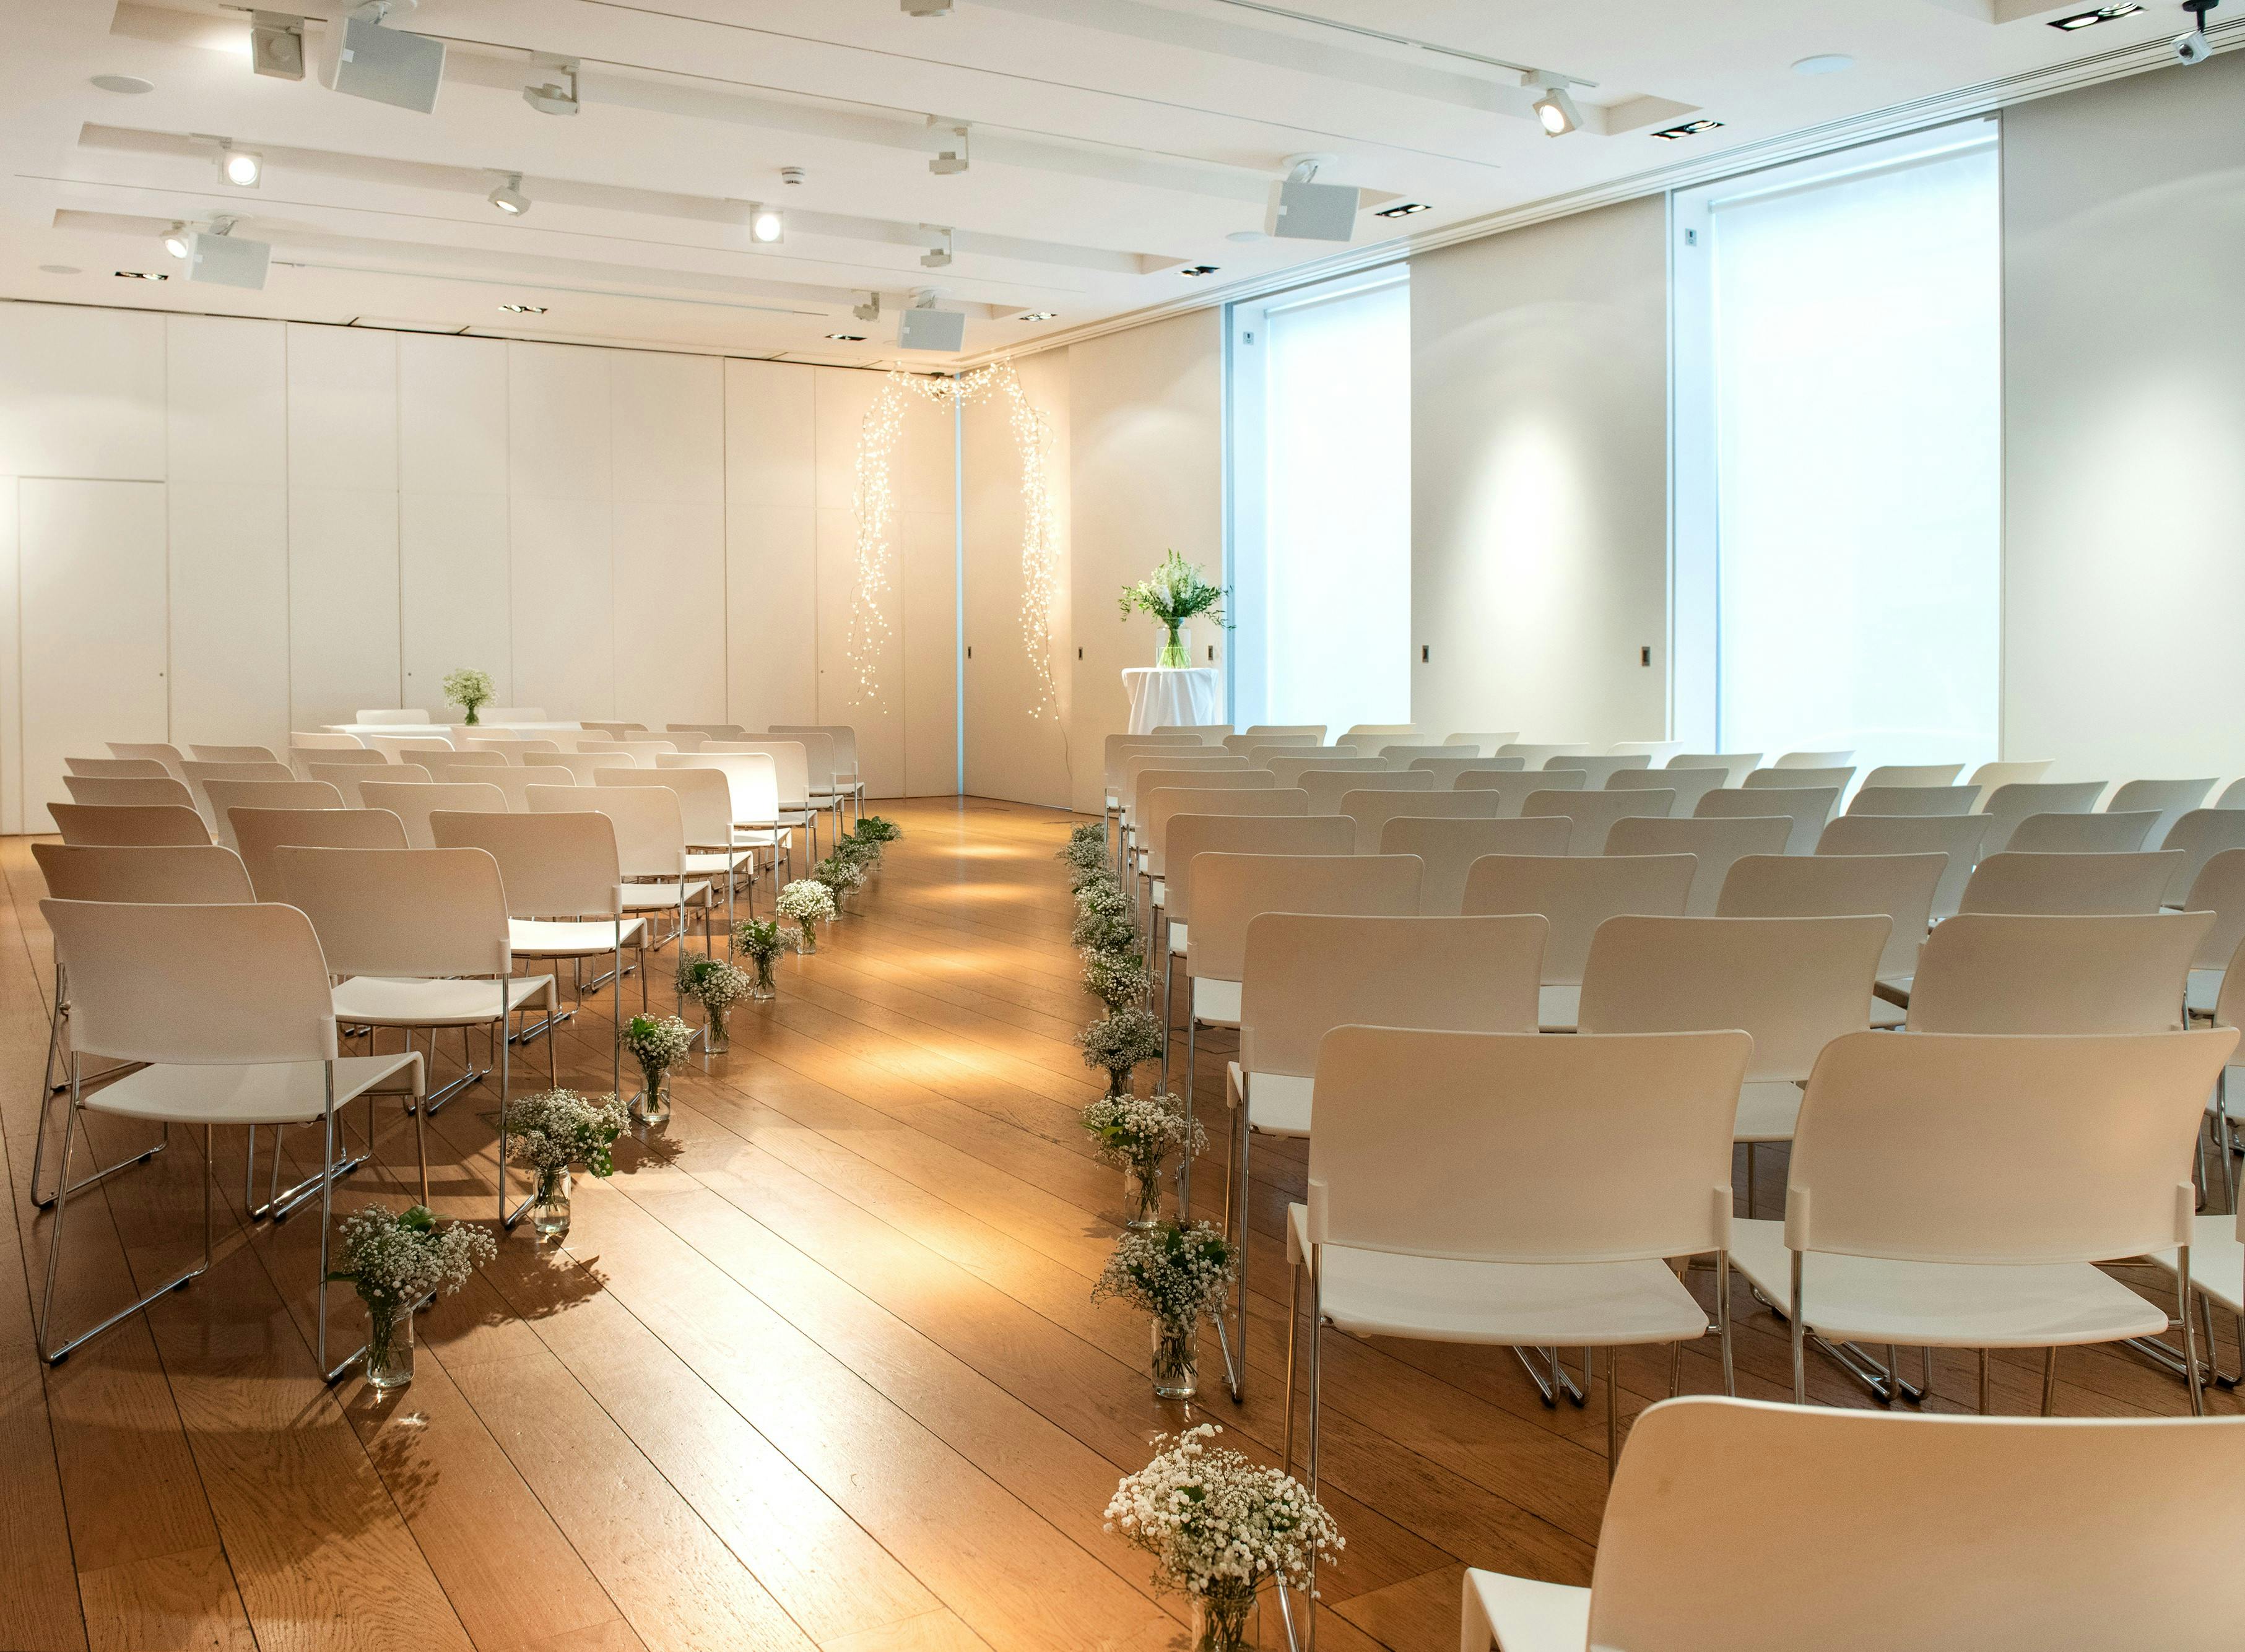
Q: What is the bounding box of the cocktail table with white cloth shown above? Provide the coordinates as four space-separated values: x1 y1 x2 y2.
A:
1123 667 1221 735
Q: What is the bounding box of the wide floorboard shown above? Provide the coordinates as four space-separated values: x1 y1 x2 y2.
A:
2 798 2234 1652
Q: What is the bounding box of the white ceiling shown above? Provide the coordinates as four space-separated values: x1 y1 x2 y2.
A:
0 0 2225 368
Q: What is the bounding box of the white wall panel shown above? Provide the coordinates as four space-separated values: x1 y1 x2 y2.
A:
726 506 820 728
614 352 723 503
290 487 400 729
170 484 289 751
287 326 396 490
902 508 957 797
401 491 511 714
725 360 816 510
167 316 285 488
509 344 610 498
0 305 165 480
19 479 169 829
816 506 903 798
511 490 614 721
0 476 18 833
400 334 508 494
613 496 726 726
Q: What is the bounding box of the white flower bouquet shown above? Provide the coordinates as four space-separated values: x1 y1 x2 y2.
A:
776 878 837 953
1074 876 1127 922
328 1202 497 1390
813 852 868 910
501 1088 628 1242
1073 905 1137 956
622 1012 693 1123
1105 1424 1342 1652
1119 551 1228 668
1093 1218 1235 1398
1082 945 1151 1013
677 954 751 1051
732 917 784 997
1079 1005 1164 1097
441 667 497 725
1081 1091 1203 1227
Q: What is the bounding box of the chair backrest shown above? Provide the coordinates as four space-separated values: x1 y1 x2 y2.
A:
2005 810 2159 854
41 899 344 1066
671 722 749 740
293 745 388 776
580 720 648 739
1544 754 1654 789
526 751 636 784
474 765 555 810
1958 850 2179 917
62 774 197 812
1379 816 1571 913
1817 810 1989 923
362 781 507 850
2160 810 2245 906
1186 854 1422 982
1717 852 1944 984
659 751 781 829
1454 768 1585 816
287 732 367 751
1605 814 1790 915
770 725 861 782
578 738 679 768
1610 765 1728 817
1245 724 1326 740
276 846 511 980
1965 759 2053 793
66 756 170 779
1240 913 1546 1078
1230 735 1319 759
1669 753 1762 787
1339 788 1504 854
1906 912 2209 1033
1441 732 1519 756
1154 723 1233 744
1162 814 1355 923
1859 763 1962 789
1304 768 1430 816
2181 849 2245 972
1695 786 1838 855
106 741 187 778
50 802 209 847
1980 781 2105 853
1609 740 1683 764
599 766 734 848
32 842 253 905
2108 779 2217 847
1264 753 1381 789
1142 787 1308 877
366 733 456 758
2218 778 2245 811
202 780 343 849
1122 752 1250 812
431 808 623 920
1745 764 1854 798
772 730 839 790
1335 724 1414 752
1305 1026 1750 1261
531 782 686 880
1461 854 1696 985
1522 788 1675 854
355 709 432 725
1578 915 1886 1084
180 759 293 821
466 736 561 759
230 807 409 901
1774 750 1853 768
1102 733 1204 790
1494 742 1593 770
1845 784 1980 818
1578 1396 2245 1652
188 743 279 764
1407 756 1527 787
420 749 510 780
1372 742 1462 769
1784 1028 2232 1263
310 763 429 808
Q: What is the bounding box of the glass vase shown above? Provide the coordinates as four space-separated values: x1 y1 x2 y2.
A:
748 954 778 999
703 1007 730 1055
794 920 819 956
633 1063 672 1126
1152 1313 1198 1400
1124 1166 1162 1230
464 706 481 726
1106 1066 1134 1099
531 1166 571 1240
1158 622 1191 670
364 1302 414 1391
1191 1584 1257 1652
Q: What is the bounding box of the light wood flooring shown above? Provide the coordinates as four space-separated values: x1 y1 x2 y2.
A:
1 798 2236 1652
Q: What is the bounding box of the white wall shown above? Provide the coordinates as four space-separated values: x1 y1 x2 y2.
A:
0 303 955 829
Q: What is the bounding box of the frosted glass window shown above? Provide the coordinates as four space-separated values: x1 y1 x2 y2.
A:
1709 138 2002 773
1258 278 1411 730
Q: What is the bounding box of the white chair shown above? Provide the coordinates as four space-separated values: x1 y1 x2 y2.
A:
1859 763 1963 790
1979 781 2105 854
1461 1396 2245 1652
201 779 342 850
1719 852 1945 1026
2109 778 2217 847
2005 810 2159 854
1371 742 1462 771
1544 755 1653 790
1526 788 1675 854
1264 753 1381 789
578 738 680 768
1284 1025 1752 1518
1610 765 1728 818
1218 912 1546 1400
1339 787 1503 854
2154 932 2245 1360
1289 768 1391 817
1378 816 1570 914
230 806 408 902
1904 912 2207 1036
63 774 198 812
1609 740 1683 764
1228 733 1318 757
770 724 864 824
362 780 506 850
769 729 846 834
1334 723 1413 753
420 749 510 781
1774 750 1853 769
1155 723 1234 745
1745 764 1854 798
1455 768 1584 818
1729 1028 2234 1413
289 732 367 752
189 743 279 764
579 720 648 739
1408 755 1527 787
1818 811 1991 923
366 733 456 759
1966 758 2053 793
180 759 292 825
1844 784 1980 818
37 899 426 1377
106 741 188 779
51 803 209 847
1495 743 1593 770
659 752 789 893
526 750 636 785
671 722 748 741
1696 786 1838 855
1441 732 1519 756
310 762 430 808
1605 815 1788 915
1958 849 2179 917
708 738 822 857
599 766 758 933
2181 850 2245 1020
1461 854 1696 1031
2219 778 2245 811
468 765 555 811
293 745 389 779
1139 786 1308 897
2160 810 2245 907
1126 764 1272 889
1670 753 1762 787
66 756 169 779
465 737 561 760
531 782 714 971
1246 724 1326 741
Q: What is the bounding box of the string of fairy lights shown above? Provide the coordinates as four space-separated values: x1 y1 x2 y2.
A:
847 359 1062 720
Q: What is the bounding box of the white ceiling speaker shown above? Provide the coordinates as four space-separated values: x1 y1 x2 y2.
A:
321 1 446 115
185 222 271 290
1264 155 1358 242
749 204 786 243
928 118 970 175
250 11 305 80
898 295 965 353
523 56 581 115
1526 73 1582 136
489 172 530 215
919 225 953 269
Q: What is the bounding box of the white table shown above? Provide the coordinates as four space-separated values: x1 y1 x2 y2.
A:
1122 667 1222 735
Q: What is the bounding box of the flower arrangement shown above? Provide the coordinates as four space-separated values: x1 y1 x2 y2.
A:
622 1013 693 1125
1079 1005 1164 1096
501 1088 628 1242
1073 906 1137 956
777 878 836 954
1060 823 1109 878
1082 1091 1203 1228
1105 1425 1343 1652
441 667 497 725
854 815 902 845
677 954 751 1052
1074 875 1127 923
1082 945 1151 1012
1094 1219 1236 1398
813 852 869 909
732 917 784 998
1119 551 1229 669
327 1201 495 1390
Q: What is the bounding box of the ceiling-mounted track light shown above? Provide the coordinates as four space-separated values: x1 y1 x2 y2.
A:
161 222 191 259
488 171 530 215
929 117 970 175
1525 73 1582 137
920 225 953 269
523 56 581 115
214 139 263 187
749 203 786 243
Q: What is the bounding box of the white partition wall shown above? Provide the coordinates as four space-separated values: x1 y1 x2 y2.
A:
400 334 511 715
612 350 726 729
724 360 820 730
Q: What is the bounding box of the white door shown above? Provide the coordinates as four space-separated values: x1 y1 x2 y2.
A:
19 478 169 830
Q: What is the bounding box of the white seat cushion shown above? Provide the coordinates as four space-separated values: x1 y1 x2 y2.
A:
79 1051 422 1126
1232 1065 1312 1137
1869 996 1908 1029
1466 1568 1590 1652
1874 973 1913 1008
1730 1219 2168 1347
1733 1079 1806 1145
509 916 646 956
2142 1216 2244 1314
684 850 750 876
332 973 554 1028
1192 975 1240 1027
1538 982 1581 1032
621 879 711 910
1287 1206 1707 1346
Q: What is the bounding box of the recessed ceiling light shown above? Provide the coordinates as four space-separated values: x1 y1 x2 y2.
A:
499 303 546 314
1374 202 1432 219
827 332 868 341
1016 311 1057 322
489 173 531 216
91 74 154 94
1179 264 1220 277
1226 229 1266 243
1792 54 1855 76
39 264 80 275
115 270 168 281
1653 118 1725 141
2049 3 2142 28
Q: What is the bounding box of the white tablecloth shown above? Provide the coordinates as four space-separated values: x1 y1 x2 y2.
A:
1122 667 1222 735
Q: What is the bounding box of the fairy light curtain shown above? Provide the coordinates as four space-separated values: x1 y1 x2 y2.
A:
847 360 1061 717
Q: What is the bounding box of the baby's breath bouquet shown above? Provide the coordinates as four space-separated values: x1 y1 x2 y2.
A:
1060 823 1109 880
622 1013 693 1125
776 878 836 954
1074 906 1137 956
1079 1005 1164 1097
813 851 868 912
732 916 784 998
1106 1425 1343 1652
1095 1219 1235 1399
1082 944 1150 1012
502 1088 628 1239
854 815 901 845
1075 875 1127 923
441 667 496 725
1119 551 1228 669
328 1201 495 1390
1082 1091 1203 1228
677 954 750 1053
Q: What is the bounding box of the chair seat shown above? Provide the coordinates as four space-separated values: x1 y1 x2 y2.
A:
1230 1063 1312 1136
622 879 710 910
2143 1218 2244 1315
732 824 788 847
509 916 646 956
1874 974 1913 1008
1729 1219 2168 1347
1149 877 1165 906
1192 975 1240 1027
1168 919 1188 956
1538 982 1581 1032
1869 996 1908 1029
332 974 554 1028
1465 1568 1590 1652
1734 1079 1806 1145
1287 1208 1708 1346
76 1052 422 1126
2186 969 2220 1016
684 850 751 876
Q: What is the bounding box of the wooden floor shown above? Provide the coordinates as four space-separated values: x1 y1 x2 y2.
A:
1 797 2236 1652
